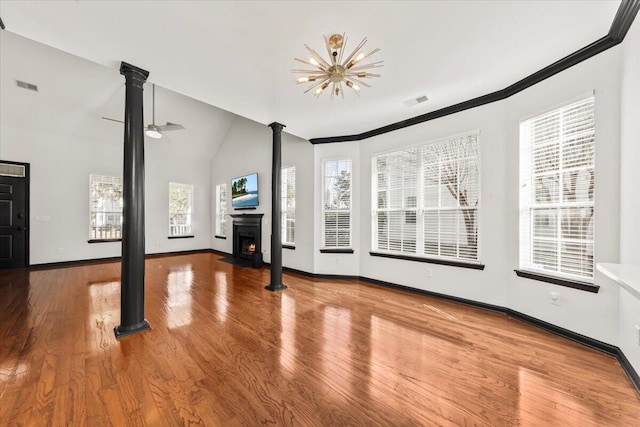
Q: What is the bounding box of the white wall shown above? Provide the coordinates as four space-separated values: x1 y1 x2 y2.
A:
350 45 623 346
0 31 234 264
618 20 640 372
620 21 640 266
358 102 509 306
210 117 314 274
506 47 622 345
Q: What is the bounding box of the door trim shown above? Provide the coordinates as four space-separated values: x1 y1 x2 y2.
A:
0 160 30 267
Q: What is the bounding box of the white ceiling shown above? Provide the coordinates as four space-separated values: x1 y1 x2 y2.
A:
0 0 621 141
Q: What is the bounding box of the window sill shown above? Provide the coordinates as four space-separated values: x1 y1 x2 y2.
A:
514 269 599 293
320 248 354 254
88 238 121 243
283 244 295 250
214 235 227 240
168 235 195 240
369 252 484 270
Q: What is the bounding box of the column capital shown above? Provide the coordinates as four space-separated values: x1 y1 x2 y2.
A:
269 122 286 132
120 62 149 89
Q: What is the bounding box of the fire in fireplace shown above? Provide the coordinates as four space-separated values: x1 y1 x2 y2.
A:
241 238 256 257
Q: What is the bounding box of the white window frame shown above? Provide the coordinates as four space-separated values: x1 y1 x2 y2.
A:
89 174 123 240
169 182 194 237
322 159 352 249
216 183 227 237
371 131 481 263
519 94 595 282
281 166 295 245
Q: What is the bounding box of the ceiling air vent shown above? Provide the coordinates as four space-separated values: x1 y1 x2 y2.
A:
403 95 428 107
16 80 38 92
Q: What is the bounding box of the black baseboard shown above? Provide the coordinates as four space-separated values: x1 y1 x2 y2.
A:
209 248 232 257
29 256 122 270
29 248 217 270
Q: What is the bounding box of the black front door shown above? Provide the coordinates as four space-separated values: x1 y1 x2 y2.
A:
0 175 28 269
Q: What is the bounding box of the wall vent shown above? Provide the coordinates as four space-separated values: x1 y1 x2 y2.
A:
403 95 428 107
16 80 38 92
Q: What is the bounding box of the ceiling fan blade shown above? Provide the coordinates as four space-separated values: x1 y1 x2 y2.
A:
101 116 124 124
157 122 185 132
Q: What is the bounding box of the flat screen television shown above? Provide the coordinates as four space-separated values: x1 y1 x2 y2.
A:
231 172 259 208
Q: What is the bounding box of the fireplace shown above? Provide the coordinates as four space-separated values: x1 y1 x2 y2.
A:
231 214 263 267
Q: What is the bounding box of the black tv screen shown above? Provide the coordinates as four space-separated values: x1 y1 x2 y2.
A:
231 172 259 208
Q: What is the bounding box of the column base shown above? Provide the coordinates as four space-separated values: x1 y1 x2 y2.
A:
114 319 151 339
265 283 288 292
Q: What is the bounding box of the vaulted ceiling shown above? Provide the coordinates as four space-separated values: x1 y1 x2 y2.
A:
0 1 621 140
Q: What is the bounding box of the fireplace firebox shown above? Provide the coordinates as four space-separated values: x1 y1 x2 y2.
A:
231 214 263 267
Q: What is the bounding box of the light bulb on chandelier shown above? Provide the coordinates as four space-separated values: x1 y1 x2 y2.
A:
292 33 383 99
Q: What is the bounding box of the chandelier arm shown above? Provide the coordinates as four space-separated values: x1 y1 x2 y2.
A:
344 77 372 88
304 77 330 94
346 71 381 79
341 38 368 68
356 48 381 64
294 57 327 71
348 62 384 71
338 33 347 65
304 44 332 69
291 69 327 74
340 81 345 99
323 35 336 66
344 80 361 96
315 82 329 98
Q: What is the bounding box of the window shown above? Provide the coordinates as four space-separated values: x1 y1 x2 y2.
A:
519 96 595 281
281 166 295 245
90 174 123 240
322 159 352 248
169 182 194 237
372 132 480 261
216 183 227 237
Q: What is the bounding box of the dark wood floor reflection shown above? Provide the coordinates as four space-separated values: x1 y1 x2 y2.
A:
1 253 639 426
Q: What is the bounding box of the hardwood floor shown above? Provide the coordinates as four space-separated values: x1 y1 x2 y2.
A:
1 253 639 426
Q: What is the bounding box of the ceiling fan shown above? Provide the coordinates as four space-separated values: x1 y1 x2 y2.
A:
101 83 185 139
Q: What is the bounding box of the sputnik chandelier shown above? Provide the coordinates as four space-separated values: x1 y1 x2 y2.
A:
293 33 383 99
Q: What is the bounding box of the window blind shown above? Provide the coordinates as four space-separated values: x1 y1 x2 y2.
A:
281 166 296 244
169 182 194 236
519 96 595 280
372 132 480 261
216 184 227 237
323 159 352 248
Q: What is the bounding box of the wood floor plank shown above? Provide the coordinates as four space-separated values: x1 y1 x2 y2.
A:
1 253 639 426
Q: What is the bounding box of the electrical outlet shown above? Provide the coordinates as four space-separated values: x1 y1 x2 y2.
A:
549 292 560 306
635 324 640 346
336 257 342 265
57 247 63 254
425 268 432 278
